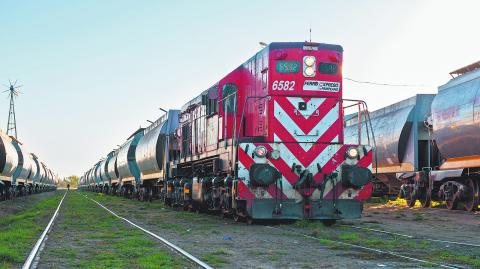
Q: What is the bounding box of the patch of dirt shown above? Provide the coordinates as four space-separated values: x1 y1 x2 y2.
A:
356 203 480 246
0 191 57 218
92 195 418 269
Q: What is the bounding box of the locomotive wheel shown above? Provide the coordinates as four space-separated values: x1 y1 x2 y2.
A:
464 178 479 212
233 210 242 222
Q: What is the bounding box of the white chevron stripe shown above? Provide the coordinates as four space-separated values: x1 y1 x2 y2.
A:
272 134 341 176
273 101 339 151
286 97 326 119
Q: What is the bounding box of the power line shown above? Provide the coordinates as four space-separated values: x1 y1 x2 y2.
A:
344 77 431 87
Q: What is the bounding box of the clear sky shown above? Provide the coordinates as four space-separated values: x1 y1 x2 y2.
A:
0 0 478 177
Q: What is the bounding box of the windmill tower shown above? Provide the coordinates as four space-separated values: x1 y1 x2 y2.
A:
3 80 22 139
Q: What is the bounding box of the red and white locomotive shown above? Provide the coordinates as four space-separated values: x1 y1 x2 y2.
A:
167 42 374 222
80 42 374 223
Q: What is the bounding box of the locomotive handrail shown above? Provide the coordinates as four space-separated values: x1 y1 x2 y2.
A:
342 98 378 176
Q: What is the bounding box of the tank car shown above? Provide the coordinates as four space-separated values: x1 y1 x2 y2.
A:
347 61 480 211
0 131 19 199
106 150 119 194
135 110 180 202
116 128 144 197
30 154 41 193
423 61 480 211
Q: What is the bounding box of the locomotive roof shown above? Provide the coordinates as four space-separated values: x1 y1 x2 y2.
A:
269 42 343 52
180 41 343 112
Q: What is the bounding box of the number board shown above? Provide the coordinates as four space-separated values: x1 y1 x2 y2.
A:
276 61 300 73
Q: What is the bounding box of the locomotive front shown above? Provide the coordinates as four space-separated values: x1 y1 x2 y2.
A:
235 42 374 221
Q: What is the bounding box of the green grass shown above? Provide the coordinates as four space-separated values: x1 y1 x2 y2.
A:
47 191 187 269
431 251 480 268
200 249 231 267
0 191 64 269
290 219 480 268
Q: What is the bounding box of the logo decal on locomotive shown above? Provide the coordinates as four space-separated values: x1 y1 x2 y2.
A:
303 80 340 92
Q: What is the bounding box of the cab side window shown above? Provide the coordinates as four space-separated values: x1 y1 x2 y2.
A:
222 83 237 113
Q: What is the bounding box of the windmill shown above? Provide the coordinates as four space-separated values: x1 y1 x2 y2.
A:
3 80 22 139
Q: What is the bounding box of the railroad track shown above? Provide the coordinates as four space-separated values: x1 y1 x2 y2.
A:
86 195 213 269
266 225 465 269
22 191 68 269
340 224 480 248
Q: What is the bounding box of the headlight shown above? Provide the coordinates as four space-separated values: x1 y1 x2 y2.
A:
270 150 280 160
303 56 316 77
254 146 268 158
304 67 315 76
304 56 315 67
346 147 359 159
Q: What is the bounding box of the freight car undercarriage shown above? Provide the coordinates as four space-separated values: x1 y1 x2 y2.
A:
398 170 480 211
0 181 56 201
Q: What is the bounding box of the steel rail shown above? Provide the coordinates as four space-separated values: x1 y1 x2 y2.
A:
87 195 213 269
341 225 480 247
22 191 68 269
266 226 464 269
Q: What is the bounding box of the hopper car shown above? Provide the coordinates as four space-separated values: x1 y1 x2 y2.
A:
346 61 480 211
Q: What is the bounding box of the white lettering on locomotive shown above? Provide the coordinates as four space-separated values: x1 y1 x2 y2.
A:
303 80 340 92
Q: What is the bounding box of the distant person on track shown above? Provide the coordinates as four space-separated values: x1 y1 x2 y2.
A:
67 184 70 191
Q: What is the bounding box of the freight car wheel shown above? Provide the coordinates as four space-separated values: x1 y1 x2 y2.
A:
445 194 459 210
464 178 479 212
418 188 431 208
138 188 144 201
403 185 417 207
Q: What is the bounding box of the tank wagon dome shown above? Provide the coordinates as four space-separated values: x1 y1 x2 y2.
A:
432 61 480 169
135 110 180 181
0 131 19 181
